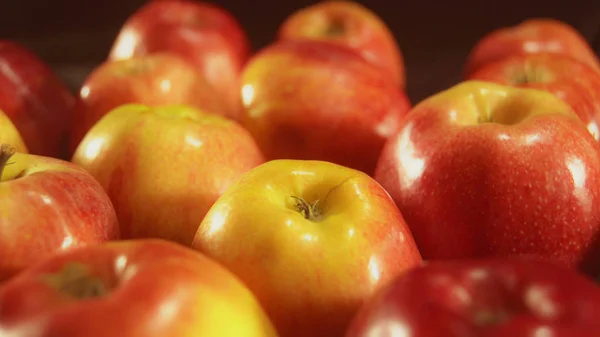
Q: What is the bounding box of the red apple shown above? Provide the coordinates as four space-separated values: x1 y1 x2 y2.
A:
346 258 600 337
464 18 600 77
108 0 251 120
0 110 27 153
468 53 600 143
278 0 405 87
374 80 600 275
0 239 279 337
192 159 422 337
239 39 411 175
0 40 75 159
0 144 119 282
68 53 227 156
71 103 265 246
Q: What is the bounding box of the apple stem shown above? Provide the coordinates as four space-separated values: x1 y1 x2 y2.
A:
42 263 108 300
291 196 323 221
0 144 16 181
325 18 346 36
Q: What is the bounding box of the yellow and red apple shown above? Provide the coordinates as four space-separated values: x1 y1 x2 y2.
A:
239 39 411 175
72 103 264 246
278 0 405 87
0 144 119 282
68 53 227 155
192 159 422 337
0 239 278 337
109 0 251 119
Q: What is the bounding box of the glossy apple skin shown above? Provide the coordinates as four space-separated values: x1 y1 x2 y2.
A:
346 258 600 337
68 53 226 156
0 239 279 337
0 150 119 282
278 0 405 87
468 53 600 143
0 110 27 153
240 40 411 175
72 104 265 246
465 18 600 77
108 0 250 120
374 81 600 275
0 41 75 158
192 159 422 337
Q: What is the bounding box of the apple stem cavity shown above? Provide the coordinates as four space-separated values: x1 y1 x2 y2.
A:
41 262 108 300
324 17 346 36
290 196 323 221
474 310 510 326
513 62 551 85
0 144 16 181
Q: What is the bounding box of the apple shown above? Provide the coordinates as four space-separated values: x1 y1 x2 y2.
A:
277 0 405 87
374 80 600 275
0 110 27 153
108 0 251 120
346 257 600 337
0 239 278 337
467 53 600 143
239 39 411 175
0 40 75 159
71 103 265 246
191 159 423 337
0 144 119 282
68 53 227 156
464 18 600 77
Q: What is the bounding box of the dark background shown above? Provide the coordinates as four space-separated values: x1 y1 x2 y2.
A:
1 0 599 103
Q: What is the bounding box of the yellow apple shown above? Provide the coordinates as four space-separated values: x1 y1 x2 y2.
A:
192 159 422 337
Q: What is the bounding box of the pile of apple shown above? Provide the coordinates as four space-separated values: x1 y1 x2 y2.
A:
3 0 600 336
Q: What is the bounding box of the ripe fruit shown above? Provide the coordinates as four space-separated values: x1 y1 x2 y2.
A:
375 81 600 274
109 0 251 119
0 239 279 337
68 53 226 155
278 0 405 87
72 104 264 246
192 159 422 337
346 258 600 337
464 18 600 77
0 144 119 282
240 39 411 175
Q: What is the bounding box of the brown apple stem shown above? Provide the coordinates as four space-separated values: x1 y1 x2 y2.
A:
41 262 108 300
290 196 323 221
473 310 510 326
0 144 16 181
513 62 549 85
324 18 346 36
